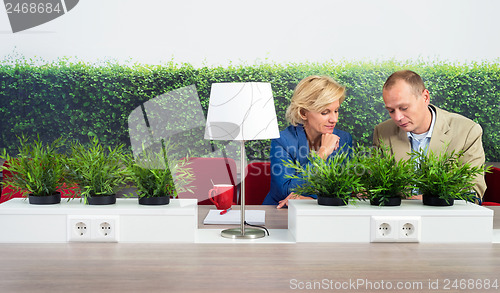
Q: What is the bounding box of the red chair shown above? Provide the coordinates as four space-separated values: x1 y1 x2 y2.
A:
482 202 500 206
241 161 271 205
0 161 24 204
176 157 238 205
482 166 500 206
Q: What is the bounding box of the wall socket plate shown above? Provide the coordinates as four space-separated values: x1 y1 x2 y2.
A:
67 216 92 242
371 217 398 242
91 217 118 242
371 216 421 243
398 217 421 242
67 215 119 242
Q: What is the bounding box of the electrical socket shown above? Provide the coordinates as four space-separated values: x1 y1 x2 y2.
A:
398 217 420 242
371 216 421 243
91 217 118 242
67 216 119 242
67 216 92 242
371 217 398 242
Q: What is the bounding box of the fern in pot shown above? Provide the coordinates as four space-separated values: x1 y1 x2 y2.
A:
284 150 362 206
128 145 194 205
356 144 415 206
67 137 130 205
413 148 489 206
0 136 71 205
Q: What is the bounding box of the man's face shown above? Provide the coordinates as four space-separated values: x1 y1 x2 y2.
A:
382 80 431 134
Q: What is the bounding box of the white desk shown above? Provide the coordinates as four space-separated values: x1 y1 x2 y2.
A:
0 198 497 244
289 199 494 243
0 198 198 243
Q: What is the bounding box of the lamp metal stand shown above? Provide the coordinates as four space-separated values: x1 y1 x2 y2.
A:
221 140 266 239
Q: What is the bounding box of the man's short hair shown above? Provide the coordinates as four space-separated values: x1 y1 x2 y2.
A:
383 70 426 97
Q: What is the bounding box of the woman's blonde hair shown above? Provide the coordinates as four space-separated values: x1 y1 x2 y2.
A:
285 75 346 126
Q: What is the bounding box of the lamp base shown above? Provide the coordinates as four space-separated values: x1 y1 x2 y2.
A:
221 227 266 239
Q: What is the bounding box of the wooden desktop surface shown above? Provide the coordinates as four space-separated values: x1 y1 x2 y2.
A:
0 205 499 293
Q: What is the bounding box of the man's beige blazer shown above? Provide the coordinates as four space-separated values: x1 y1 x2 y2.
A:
373 104 487 198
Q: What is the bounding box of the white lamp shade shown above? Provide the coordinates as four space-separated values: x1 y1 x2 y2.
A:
204 82 280 141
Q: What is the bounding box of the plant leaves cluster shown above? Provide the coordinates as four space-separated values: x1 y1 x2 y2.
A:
0 135 70 197
282 144 489 205
413 148 490 202
1 136 195 203
128 142 194 198
66 136 130 201
283 150 363 203
355 144 415 205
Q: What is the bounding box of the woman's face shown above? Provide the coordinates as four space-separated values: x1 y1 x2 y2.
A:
302 100 340 139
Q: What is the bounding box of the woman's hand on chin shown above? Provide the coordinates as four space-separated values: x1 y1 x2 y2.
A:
318 133 340 159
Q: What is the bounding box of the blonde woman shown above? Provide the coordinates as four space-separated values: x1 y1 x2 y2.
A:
262 75 353 208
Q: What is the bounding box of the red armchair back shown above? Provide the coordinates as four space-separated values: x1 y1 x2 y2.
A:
482 166 500 205
0 161 24 204
176 157 238 205
242 161 271 205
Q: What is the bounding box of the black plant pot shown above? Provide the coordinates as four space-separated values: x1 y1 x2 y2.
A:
422 194 454 206
317 196 347 206
370 197 401 206
28 192 61 205
138 196 170 205
87 194 116 205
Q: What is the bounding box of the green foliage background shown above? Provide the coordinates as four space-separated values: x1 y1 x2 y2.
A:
1 57 499 161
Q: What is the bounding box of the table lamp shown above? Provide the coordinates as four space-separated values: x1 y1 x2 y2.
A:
205 82 280 239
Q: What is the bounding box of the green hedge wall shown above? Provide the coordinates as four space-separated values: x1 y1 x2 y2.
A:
1 58 499 161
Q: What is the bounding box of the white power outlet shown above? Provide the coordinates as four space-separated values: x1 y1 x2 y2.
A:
371 216 421 242
371 217 397 242
398 217 420 242
67 217 92 242
67 216 119 242
91 217 119 242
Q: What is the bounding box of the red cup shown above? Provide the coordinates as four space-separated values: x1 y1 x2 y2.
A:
208 184 234 210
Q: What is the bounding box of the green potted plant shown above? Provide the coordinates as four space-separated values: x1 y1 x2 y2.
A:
413 148 489 206
0 136 71 205
284 150 362 206
356 144 415 206
67 136 130 205
128 145 194 205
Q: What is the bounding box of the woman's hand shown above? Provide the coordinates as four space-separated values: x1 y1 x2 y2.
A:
407 194 422 200
318 133 340 159
277 192 313 209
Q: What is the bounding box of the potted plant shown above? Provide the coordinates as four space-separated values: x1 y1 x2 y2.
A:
67 136 130 205
413 148 489 206
0 136 71 205
283 150 363 206
356 144 415 206
128 144 194 205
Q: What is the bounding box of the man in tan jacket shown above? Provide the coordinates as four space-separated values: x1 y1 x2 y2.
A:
373 70 487 198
